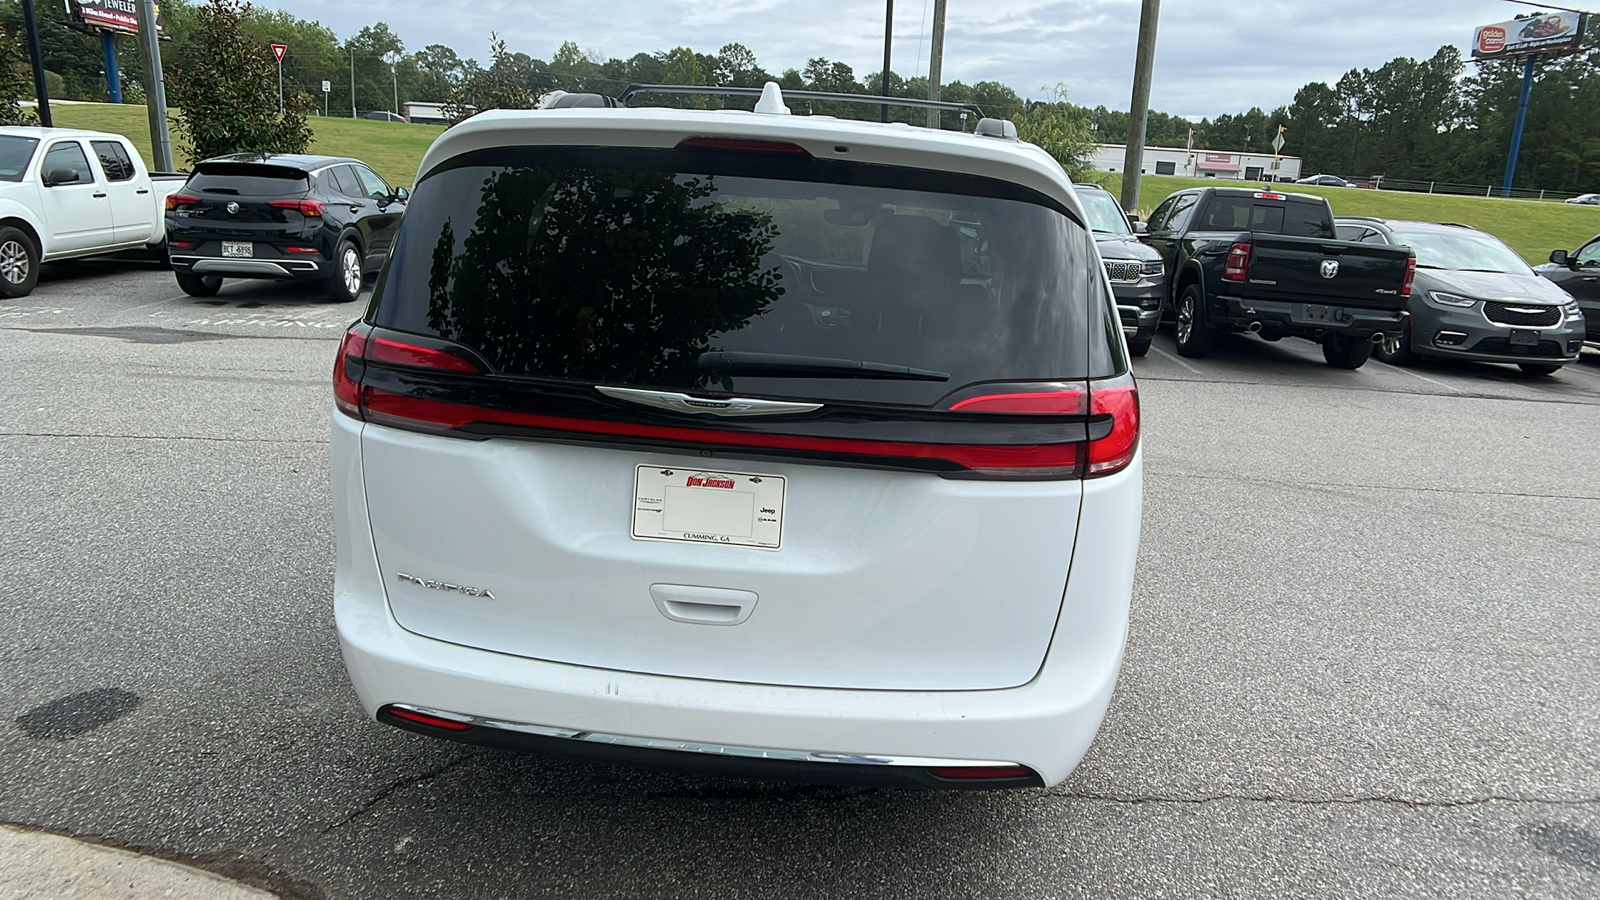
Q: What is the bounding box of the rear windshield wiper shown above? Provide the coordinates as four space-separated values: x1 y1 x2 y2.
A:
699 351 949 381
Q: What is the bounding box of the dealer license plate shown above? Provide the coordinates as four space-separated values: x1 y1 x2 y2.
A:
1509 330 1539 347
221 241 253 258
632 465 785 550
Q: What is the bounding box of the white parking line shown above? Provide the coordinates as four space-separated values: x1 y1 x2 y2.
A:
1376 361 1459 393
1149 343 1202 375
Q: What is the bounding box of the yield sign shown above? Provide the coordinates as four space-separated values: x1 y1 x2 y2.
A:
271 43 288 62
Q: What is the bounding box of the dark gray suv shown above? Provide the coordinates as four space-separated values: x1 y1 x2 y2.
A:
1334 218 1584 376
1076 183 1166 357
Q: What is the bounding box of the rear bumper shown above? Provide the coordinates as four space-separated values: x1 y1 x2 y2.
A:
171 253 330 280
331 412 1140 788
1220 296 1405 336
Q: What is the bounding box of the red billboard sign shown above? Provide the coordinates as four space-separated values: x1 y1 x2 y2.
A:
1472 12 1586 61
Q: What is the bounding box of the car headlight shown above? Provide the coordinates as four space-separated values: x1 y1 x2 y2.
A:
1429 291 1478 308
1140 260 1164 278
1563 299 1584 321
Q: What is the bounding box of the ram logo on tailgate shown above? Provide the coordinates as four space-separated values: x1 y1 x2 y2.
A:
1320 259 1340 279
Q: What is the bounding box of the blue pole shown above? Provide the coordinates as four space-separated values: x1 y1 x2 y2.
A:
102 31 121 103
1501 54 1537 197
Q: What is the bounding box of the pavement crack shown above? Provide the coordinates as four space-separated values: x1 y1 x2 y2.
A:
319 754 474 834
1051 792 1600 809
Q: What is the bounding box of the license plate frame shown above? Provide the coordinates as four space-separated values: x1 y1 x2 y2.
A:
631 465 786 550
220 241 254 258
1508 329 1540 347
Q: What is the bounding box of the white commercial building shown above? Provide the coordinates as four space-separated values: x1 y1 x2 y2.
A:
1090 143 1302 183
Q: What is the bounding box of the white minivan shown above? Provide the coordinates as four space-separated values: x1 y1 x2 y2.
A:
333 85 1141 788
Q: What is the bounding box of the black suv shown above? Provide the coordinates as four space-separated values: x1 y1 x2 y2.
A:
165 153 408 301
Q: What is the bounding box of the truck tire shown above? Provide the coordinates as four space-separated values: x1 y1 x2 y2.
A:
1374 318 1415 366
1323 334 1374 369
1518 363 1562 376
176 271 223 297
325 239 363 303
1174 284 1215 358
0 226 40 298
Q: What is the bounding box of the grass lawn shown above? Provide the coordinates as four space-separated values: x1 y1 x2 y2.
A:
38 103 1600 264
46 102 443 190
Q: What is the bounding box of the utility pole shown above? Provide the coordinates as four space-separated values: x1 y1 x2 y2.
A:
880 0 894 122
390 64 398 115
349 46 357 117
137 0 172 171
925 0 946 128
20 0 50 126
1120 0 1161 214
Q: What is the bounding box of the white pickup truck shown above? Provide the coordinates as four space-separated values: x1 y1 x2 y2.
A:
0 126 187 298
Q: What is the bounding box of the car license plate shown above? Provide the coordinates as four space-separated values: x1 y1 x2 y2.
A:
1294 303 1346 324
221 241 253 258
632 465 785 550
1509 330 1539 346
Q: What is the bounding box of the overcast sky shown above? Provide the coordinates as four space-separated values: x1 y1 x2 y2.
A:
262 0 1544 117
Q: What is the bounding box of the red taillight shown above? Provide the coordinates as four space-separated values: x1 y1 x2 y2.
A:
269 198 324 216
1087 373 1139 477
382 705 473 732
948 390 1085 414
1222 241 1251 282
678 137 810 155
165 193 199 210
1401 256 1417 297
927 765 1036 780
333 324 370 417
368 336 481 373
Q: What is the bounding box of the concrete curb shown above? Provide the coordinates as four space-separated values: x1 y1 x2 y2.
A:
0 824 275 899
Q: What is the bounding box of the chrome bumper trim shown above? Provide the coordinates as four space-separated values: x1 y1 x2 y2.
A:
388 704 1023 769
176 255 320 276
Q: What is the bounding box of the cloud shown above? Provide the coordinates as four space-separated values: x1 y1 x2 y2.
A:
261 0 1520 116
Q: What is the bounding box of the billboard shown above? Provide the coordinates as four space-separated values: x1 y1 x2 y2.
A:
67 0 161 36
1472 12 1587 61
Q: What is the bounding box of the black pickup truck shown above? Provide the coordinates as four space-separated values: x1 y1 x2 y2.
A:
1140 187 1416 368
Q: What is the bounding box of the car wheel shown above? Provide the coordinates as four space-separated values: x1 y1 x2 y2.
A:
0 226 40 298
1127 335 1152 357
1518 363 1562 376
175 271 223 297
1323 334 1374 369
325 239 363 303
1173 284 1215 358
1374 318 1415 366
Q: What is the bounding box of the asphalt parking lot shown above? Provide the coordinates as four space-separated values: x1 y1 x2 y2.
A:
2 260 1597 899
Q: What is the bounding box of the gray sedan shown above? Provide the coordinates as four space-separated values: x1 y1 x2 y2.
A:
1335 217 1584 376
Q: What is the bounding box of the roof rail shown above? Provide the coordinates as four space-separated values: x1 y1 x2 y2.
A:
1437 222 1478 230
617 83 986 123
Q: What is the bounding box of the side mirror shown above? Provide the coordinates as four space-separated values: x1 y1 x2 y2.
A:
393 186 410 203
1133 221 1149 235
1549 249 1571 267
44 168 80 187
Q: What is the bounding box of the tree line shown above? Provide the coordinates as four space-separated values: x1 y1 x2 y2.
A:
5 1 1599 191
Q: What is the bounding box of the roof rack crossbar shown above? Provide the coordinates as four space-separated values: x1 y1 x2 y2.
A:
616 83 986 121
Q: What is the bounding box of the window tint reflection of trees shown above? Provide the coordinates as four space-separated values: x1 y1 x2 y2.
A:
425 167 784 385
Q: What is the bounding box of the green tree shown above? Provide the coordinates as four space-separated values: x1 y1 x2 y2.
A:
167 0 312 159
0 24 35 125
446 34 536 123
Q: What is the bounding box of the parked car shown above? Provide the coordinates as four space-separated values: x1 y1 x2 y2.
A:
332 85 1142 789
1075 182 1166 357
358 111 407 123
1338 218 1583 375
1534 234 1600 345
1563 193 1600 205
0 126 186 298
1138 186 1415 368
1296 174 1348 188
164 154 407 301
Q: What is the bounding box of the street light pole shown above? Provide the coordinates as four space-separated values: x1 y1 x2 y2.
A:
19 0 51 126
1120 0 1161 214
880 0 894 122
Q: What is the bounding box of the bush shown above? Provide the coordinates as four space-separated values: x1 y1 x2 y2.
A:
167 0 311 160
0 27 37 126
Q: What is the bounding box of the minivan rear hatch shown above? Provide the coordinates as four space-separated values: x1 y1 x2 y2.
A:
354 141 1110 691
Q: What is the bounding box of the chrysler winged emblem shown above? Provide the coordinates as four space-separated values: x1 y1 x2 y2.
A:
1319 259 1339 279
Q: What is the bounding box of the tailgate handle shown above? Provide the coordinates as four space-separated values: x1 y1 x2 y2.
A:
650 584 757 626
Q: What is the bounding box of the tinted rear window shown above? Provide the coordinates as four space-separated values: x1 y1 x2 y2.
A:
374 146 1098 405
186 164 309 196
1199 196 1334 238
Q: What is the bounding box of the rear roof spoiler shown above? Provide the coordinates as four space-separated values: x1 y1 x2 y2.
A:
616 83 987 124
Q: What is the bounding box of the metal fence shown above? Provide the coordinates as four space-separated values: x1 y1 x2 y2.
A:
1358 178 1588 203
